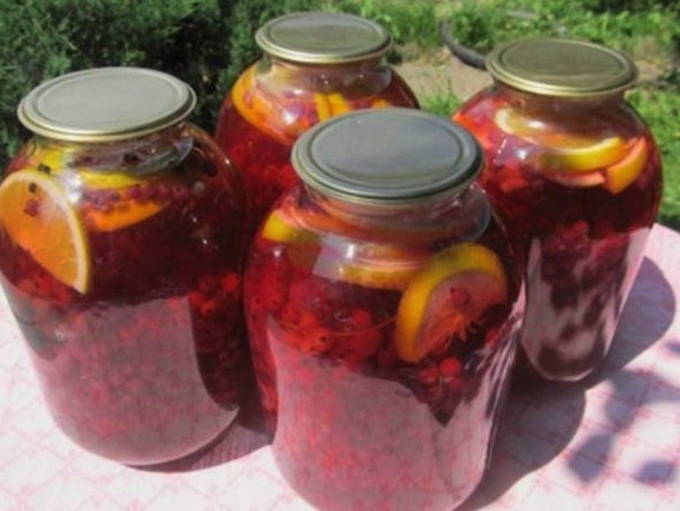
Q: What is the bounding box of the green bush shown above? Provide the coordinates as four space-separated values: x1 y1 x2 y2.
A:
0 0 322 168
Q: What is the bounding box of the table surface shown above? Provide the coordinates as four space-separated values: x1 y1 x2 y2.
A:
1 224 679 511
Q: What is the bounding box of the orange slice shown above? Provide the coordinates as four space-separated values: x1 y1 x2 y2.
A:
371 98 392 109
494 107 627 172
327 93 350 116
313 93 332 122
82 199 166 232
394 243 507 363
0 170 91 293
604 138 649 194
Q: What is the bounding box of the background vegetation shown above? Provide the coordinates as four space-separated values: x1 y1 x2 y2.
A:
1 0 678 226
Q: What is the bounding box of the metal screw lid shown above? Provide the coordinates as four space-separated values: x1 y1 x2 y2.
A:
292 108 483 205
486 38 638 97
255 12 391 64
18 67 197 143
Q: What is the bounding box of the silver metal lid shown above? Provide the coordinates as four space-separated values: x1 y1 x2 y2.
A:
255 12 391 64
292 108 483 205
486 38 638 97
18 67 197 142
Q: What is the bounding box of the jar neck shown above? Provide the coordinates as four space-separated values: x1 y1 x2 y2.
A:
303 183 491 244
36 122 193 175
257 54 391 95
495 82 625 115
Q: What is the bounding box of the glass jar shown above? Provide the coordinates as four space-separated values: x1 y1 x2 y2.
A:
245 109 524 510
454 39 662 381
0 68 249 465
215 12 418 229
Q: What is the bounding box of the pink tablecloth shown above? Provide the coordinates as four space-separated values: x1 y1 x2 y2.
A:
1 225 679 511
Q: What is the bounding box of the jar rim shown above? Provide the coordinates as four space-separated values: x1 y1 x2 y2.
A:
292 108 483 206
18 67 196 143
486 38 638 98
256 12 392 65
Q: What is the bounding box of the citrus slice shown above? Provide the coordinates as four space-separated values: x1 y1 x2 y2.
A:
261 209 319 245
313 93 332 122
494 107 627 173
232 67 296 145
314 242 424 290
82 199 166 232
371 98 392 109
0 169 91 293
327 93 350 116
604 138 649 194
74 169 156 190
544 170 605 188
394 243 507 363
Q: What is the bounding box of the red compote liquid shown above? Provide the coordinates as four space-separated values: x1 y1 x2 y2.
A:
454 39 662 381
245 110 524 510
214 12 418 228
0 69 250 465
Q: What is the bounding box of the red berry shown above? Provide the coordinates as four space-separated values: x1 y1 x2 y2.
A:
188 291 205 308
300 328 333 354
200 299 219 318
417 366 440 386
221 272 241 294
198 276 218 293
350 309 372 330
439 357 462 378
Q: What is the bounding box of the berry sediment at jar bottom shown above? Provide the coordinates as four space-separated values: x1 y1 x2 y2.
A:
245 109 524 510
214 12 418 228
454 38 662 381
0 68 250 465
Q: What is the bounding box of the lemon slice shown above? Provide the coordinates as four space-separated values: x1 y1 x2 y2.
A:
327 93 350 116
494 107 628 173
0 170 91 293
262 209 319 245
604 138 649 194
262 209 423 289
30 143 158 190
544 170 605 188
394 243 507 363
82 199 166 232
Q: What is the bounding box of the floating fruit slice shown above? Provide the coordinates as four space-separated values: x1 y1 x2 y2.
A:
371 98 392 109
544 170 605 188
74 169 156 190
494 107 627 173
231 67 297 145
604 138 649 194
313 93 332 122
0 169 91 293
394 243 507 363
82 199 166 232
315 243 424 290
327 93 350 116
261 209 319 245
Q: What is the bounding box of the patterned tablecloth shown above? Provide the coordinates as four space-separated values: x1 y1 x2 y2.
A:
1 225 679 511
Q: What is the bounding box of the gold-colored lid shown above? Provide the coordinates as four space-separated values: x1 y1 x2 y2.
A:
292 109 482 206
486 38 638 97
255 12 391 64
18 67 196 143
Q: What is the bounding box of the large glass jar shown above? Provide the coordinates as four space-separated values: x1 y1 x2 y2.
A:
0 68 249 465
215 12 418 229
454 39 662 381
245 109 524 510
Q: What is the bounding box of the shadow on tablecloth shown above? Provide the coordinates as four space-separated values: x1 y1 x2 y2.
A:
462 257 679 509
134 385 270 473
